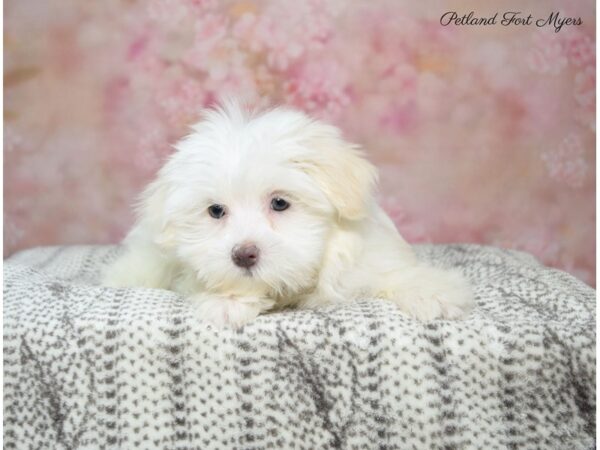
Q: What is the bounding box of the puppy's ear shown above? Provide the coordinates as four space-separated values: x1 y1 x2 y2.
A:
134 177 178 248
298 123 378 221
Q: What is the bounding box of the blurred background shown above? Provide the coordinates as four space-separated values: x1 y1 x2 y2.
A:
4 0 596 285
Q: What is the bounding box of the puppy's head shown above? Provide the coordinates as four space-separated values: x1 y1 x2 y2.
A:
139 100 377 297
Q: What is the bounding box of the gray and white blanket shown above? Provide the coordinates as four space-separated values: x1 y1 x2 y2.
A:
3 244 596 449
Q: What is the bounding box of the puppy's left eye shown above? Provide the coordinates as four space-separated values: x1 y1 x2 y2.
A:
271 197 290 212
208 204 226 219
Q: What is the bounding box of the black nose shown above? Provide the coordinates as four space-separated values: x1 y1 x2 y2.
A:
232 243 260 269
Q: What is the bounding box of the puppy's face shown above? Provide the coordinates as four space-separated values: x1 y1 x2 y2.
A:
142 102 377 298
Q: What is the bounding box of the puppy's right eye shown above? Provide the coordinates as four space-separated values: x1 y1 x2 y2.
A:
207 204 226 219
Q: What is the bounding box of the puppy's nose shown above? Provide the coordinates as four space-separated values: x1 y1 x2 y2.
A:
232 243 260 269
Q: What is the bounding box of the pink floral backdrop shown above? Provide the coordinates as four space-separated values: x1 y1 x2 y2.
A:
4 0 596 285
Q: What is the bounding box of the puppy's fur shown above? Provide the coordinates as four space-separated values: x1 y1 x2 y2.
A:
104 100 473 327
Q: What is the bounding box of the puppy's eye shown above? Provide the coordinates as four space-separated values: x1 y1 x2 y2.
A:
271 197 290 212
207 204 226 219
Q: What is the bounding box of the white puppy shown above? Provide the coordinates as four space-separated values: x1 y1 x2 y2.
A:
104 100 474 327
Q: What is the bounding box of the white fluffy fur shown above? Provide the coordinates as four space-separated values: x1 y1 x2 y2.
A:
104 100 474 327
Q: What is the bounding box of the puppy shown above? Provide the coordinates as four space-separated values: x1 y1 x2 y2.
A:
104 100 474 327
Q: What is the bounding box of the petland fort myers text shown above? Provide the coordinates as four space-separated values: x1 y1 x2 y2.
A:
440 11 582 33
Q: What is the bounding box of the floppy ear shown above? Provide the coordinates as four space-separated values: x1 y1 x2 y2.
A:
134 176 179 248
297 123 378 221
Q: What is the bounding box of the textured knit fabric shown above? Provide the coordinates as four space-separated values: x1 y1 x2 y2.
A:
3 244 596 450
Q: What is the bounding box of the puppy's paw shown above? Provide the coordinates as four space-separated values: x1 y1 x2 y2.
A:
385 266 475 321
188 294 274 329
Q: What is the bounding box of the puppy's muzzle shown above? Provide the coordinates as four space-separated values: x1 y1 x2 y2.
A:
232 243 260 269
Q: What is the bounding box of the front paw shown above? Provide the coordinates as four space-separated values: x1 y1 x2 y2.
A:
403 291 473 321
387 267 475 321
188 294 274 329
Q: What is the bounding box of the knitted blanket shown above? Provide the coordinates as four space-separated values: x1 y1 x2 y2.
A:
3 244 595 449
